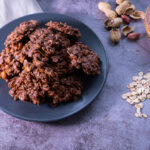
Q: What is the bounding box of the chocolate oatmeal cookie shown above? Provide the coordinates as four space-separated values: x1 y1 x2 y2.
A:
45 21 81 38
5 20 38 49
0 20 101 106
67 42 100 75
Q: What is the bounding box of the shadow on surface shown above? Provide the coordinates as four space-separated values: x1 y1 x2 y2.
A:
43 98 95 126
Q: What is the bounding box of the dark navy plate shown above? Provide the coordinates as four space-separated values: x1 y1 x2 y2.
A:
0 13 108 122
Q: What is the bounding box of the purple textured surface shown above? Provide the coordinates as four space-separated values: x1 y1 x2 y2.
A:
1 0 150 149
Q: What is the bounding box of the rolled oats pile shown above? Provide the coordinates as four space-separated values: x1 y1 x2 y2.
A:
122 71 150 118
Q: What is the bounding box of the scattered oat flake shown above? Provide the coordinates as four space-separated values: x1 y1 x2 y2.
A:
142 113 148 118
138 103 144 108
145 89 149 94
142 79 146 84
122 71 150 118
138 76 143 81
135 104 141 109
127 98 132 103
139 72 144 76
138 113 142 118
122 94 127 99
136 108 141 114
133 76 138 81
135 113 139 117
147 94 150 99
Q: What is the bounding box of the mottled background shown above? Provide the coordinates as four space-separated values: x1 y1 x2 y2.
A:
0 0 150 150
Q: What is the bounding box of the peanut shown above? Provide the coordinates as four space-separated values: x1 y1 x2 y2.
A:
98 2 111 12
20 57 24 63
6 48 10 53
17 42 23 50
110 28 121 43
24 66 31 72
105 17 123 28
121 15 130 24
115 1 131 15
1 71 7 79
130 11 145 20
105 10 117 18
127 32 140 40
98 2 117 18
122 25 135 36
116 0 125 5
125 5 135 15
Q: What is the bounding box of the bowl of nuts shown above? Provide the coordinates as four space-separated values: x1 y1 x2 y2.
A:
145 5 150 37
